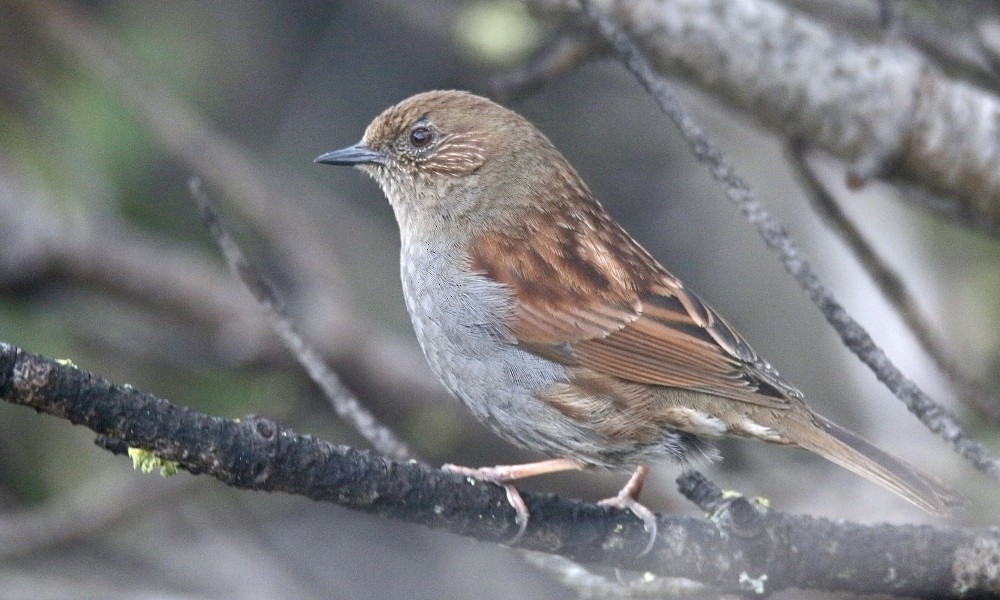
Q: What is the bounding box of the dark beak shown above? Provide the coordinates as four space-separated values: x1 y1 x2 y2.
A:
314 142 385 166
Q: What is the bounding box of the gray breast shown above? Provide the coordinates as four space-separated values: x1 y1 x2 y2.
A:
398 240 579 451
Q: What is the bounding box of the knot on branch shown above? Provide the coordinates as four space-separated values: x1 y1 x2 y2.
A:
677 470 769 539
246 414 277 441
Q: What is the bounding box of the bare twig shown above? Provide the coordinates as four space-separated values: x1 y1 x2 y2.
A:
0 163 274 358
491 34 602 101
0 158 443 413
578 0 1000 480
189 179 411 462
787 142 1000 424
7 0 399 335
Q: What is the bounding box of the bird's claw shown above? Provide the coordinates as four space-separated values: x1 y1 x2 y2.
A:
442 463 529 544
599 493 658 557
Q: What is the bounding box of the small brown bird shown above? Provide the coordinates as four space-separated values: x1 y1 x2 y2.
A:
316 90 955 550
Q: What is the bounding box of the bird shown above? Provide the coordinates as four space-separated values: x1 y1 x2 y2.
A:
315 90 956 552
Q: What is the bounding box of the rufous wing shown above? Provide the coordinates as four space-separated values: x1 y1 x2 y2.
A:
467 200 793 410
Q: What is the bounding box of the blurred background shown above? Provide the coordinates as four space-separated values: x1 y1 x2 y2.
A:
1 0 998 598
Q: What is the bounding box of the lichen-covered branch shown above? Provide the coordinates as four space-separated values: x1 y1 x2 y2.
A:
529 0 1000 233
1 341 997 597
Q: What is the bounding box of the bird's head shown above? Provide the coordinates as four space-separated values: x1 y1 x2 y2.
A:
316 90 583 241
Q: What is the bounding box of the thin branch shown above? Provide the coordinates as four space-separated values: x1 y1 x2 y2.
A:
787 142 1000 424
0 158 443 414
1 341 998 597
490 33 602 101
7 0 392 322
189 179 412 462
0 167 274 359
577 0 1000 480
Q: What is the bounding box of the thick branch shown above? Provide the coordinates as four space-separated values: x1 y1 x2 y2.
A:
530 0 1000 233
1 341 997 597
787 0 1000 90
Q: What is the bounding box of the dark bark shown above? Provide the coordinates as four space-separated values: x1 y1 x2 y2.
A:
2 341 997 597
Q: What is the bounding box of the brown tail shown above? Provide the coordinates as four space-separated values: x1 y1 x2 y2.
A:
790 414 958 516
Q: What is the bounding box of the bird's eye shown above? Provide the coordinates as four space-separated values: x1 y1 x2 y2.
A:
409 126 433 148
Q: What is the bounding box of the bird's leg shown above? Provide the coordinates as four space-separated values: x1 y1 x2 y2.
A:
442 457 586 543
598 465 658 556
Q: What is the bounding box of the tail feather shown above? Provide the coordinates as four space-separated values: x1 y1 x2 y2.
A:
792 415 958 516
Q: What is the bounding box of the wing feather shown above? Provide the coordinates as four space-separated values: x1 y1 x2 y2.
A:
467 198 794 410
